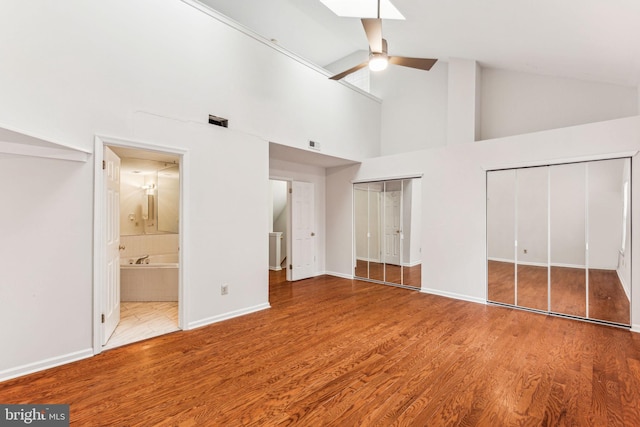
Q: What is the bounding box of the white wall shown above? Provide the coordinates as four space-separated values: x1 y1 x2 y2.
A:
0 0 381 160
269 158 327 275
0 0 381 380
447 58 481 145
372 61 448 155
0 155 94 375
480 68 638 140
130 113 270 328
327 116 640 331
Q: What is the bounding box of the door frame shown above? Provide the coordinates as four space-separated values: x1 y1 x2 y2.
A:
93 135 189 354
270 176 317 281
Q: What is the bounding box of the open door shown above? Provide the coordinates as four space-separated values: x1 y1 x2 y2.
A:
103 146 121 344
290 181 315 281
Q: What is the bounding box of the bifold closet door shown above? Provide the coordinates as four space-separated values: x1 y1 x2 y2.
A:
549 163 586 318
487 169 516 305
516 167 549 312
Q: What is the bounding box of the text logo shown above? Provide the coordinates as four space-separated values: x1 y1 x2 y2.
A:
0 404 69 426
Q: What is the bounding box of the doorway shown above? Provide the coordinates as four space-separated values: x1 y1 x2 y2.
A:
93 136 187 353
268 178 316 282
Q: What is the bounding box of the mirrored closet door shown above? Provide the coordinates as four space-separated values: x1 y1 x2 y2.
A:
487 158 631 327
354 178 422 289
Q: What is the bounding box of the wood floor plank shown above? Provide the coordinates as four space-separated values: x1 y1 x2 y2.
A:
1 271 639 426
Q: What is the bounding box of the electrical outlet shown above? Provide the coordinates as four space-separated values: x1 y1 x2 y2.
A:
221 284 229 295
523 249 528 254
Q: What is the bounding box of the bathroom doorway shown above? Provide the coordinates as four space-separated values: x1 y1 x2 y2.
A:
94 136 186 352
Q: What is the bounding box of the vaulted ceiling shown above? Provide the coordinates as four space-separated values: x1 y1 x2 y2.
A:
198 0 640 87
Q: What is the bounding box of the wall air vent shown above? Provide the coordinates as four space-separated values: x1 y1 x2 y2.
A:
208 114 228 128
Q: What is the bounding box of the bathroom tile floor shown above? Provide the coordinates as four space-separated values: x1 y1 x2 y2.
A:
103 302 179 350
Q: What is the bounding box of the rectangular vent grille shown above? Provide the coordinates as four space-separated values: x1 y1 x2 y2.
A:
209 114 228 128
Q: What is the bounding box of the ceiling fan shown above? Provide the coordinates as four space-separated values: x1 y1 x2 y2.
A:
329 1 437 81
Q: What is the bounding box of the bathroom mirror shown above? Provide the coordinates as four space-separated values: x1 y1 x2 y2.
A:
119 158 180 236
354 178 422 289
158 165 180 233
486 158 631 327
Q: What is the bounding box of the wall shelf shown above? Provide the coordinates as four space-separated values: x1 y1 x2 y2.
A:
0 123 90 162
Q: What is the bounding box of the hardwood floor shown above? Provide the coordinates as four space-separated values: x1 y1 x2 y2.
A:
2 270 640 425
488 261 630 325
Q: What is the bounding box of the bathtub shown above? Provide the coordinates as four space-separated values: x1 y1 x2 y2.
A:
120 254 179 301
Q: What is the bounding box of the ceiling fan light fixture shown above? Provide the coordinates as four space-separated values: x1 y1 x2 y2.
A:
369 53 388 71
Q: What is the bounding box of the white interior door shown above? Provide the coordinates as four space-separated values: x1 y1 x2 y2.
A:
384 190 401 265
291 181 315 281
103 146 121 344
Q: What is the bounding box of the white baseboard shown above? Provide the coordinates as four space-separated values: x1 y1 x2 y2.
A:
188 303 270 330
0 348 93 383
420 287 486 305
403 260 422 267
632 324 640 334
325 271 354 280
488 257 585 269
269 266 282 271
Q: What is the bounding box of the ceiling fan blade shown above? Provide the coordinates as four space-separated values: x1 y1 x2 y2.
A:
329 61 370 80
389 56 438 71
361 18 383 53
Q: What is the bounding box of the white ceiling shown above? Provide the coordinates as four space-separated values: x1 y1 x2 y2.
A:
198 0 640 87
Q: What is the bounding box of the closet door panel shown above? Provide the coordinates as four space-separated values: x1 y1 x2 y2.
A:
550 163 586 317
587 158 631 325
383 180 403 285
368 185 384 281
487 170 516 305
354 184 370 279
402 179 421 288
516 167 548 311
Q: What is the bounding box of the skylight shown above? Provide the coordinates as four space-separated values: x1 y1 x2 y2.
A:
319 0 405 20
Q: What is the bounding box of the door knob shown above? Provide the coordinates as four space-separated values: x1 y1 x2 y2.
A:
311 232 316 237
119 245 126 251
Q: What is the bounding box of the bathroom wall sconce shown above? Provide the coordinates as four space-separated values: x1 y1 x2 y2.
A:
141 183 156 195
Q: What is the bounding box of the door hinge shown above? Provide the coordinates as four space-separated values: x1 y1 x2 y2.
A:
101 314 105 323
289 264 292 270
102 160 106 170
